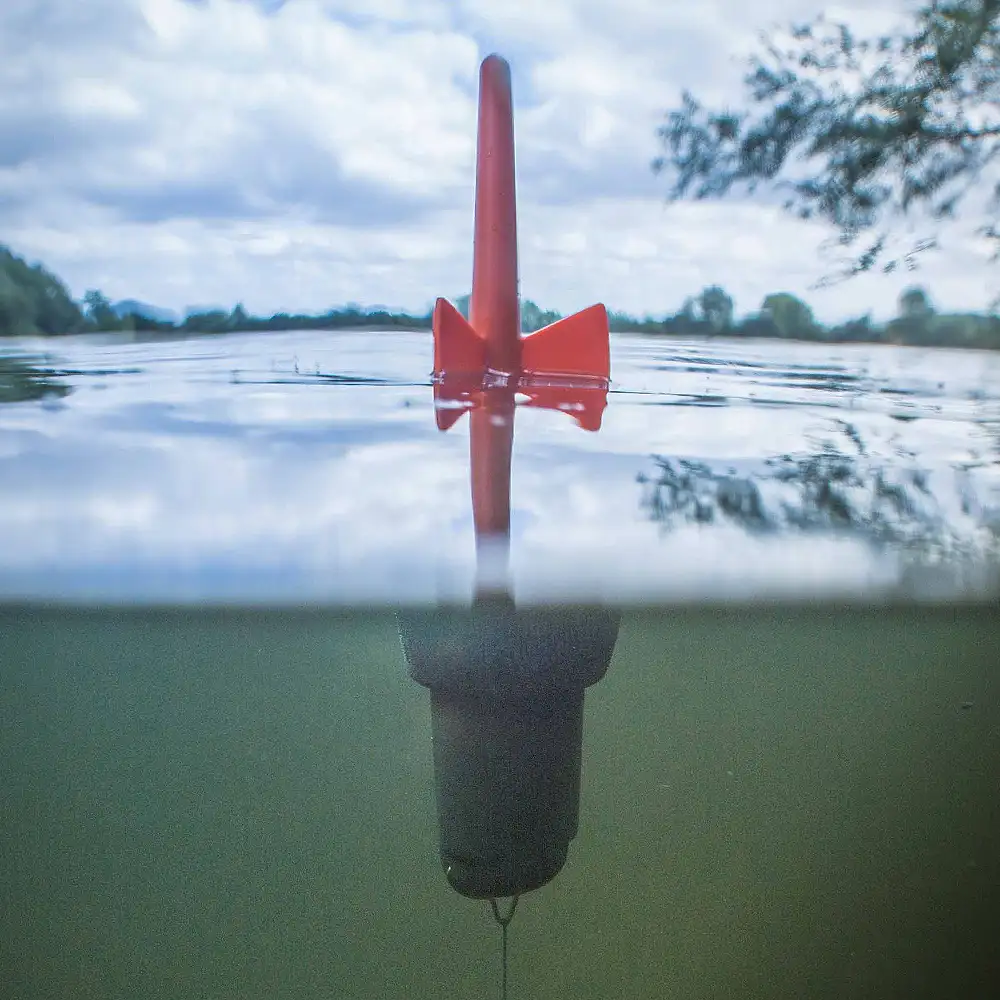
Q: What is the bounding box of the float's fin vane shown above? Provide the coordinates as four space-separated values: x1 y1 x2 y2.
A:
433 297 486 377
520 304 610 381
433 379 478 432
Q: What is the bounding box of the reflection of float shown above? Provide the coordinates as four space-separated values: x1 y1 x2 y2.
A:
397 52 618 954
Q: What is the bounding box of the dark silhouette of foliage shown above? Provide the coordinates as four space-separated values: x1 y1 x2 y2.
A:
653 1 1000 286
899 285 936 319
83 290 122 330
695 285 735 332
0 245 86 336
0 354 73 404
761 292 819 338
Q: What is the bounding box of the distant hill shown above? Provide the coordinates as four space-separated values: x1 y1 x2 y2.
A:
112 299 178 323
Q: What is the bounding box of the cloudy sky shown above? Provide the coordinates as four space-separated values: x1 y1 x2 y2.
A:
2 0 997 323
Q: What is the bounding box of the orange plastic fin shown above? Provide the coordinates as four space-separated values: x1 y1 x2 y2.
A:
433 376 480 431
433 297 486 376
520 303 610 380
518 385 608 432
433 394 472 431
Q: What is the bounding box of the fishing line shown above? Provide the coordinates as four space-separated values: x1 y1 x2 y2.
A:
489 895 519 1000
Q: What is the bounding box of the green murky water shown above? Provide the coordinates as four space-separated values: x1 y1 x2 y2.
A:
3 604 997 999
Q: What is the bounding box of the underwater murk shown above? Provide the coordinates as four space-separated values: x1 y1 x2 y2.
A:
2 603 998 999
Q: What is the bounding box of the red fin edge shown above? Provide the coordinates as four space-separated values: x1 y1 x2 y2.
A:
520 303 610 381
432 297 486 377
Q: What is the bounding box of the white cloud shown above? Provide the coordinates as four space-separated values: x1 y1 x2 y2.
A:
0 0 995 321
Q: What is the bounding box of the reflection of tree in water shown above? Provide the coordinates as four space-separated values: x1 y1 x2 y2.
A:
0 355 72 405
638 421 1000 565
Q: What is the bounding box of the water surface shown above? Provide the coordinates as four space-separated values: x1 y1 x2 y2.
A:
1 330 998 602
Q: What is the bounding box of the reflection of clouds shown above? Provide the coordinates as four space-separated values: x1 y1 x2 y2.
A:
0 333 473 601
515 527 894 603
0 332 998 603
0 411 476 601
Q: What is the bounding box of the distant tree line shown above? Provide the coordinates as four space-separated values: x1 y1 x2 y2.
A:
2 243 998 350
605 283 1000 351
80 289 433 336
0 244 434 339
